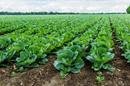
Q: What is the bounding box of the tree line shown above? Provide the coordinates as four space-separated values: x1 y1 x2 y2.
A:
0 12 126 15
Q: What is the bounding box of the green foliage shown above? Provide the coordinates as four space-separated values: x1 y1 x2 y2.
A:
96 72 105 83
111 16 130 63
0 51 7 64
86 20 114 71
6 41 27 60
86 41 114 71
54 45 84 78
16 50 37 67
123 50 130 63
126 6 130 14
0 37 12 49
0 15 99 69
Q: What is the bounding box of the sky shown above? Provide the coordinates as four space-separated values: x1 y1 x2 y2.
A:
0 0 130 13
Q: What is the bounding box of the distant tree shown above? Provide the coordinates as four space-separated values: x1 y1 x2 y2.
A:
126 6 130 14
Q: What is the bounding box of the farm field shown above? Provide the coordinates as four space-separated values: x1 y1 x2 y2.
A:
0 14 130 86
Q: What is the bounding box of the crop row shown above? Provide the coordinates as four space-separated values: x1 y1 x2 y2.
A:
54 17 115 77
0 16 101 69
111 16 130 63
0 15 97 36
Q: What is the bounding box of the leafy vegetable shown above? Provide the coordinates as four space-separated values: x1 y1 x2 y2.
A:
0 51 7 64
86 19 114 71
16 49 37 67
0 37 12 49
111 17 130 63
54 45 84 78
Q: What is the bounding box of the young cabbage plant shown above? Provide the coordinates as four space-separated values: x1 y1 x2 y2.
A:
16 49 37 67
54 45 85 78
0 37 12 49
87 52 114 71
6 41 27 60
86 34 114 71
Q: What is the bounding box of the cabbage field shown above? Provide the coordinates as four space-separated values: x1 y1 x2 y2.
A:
0 15 130 86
